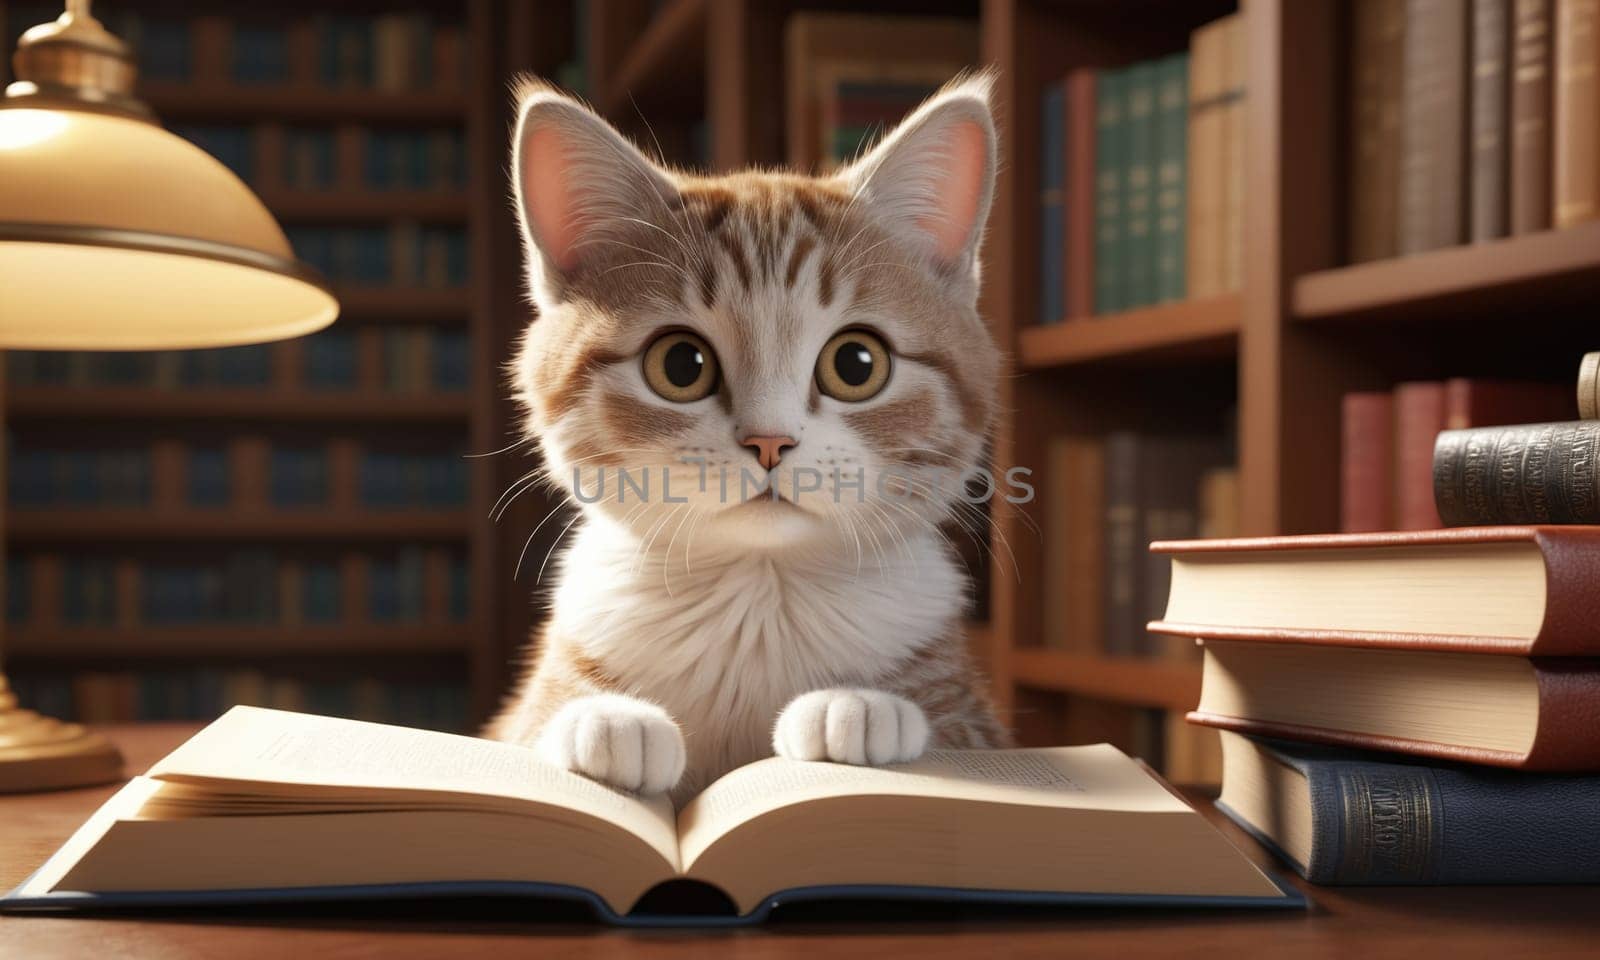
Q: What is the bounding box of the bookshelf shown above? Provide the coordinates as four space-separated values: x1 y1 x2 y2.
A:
0 0 578 733
548 0 1598 773
5 0 1595 776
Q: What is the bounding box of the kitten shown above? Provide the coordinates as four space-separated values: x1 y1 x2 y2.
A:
485 74 1010 801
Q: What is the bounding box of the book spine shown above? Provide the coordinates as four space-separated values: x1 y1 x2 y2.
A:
1394 382 1447 529
1442 377 1573 427
1291 751 1600 883
1140 437 1224 659
1433 420 1600 523
1555 0 1600 226
1039 81 1067 325
1123 63 1158 309
1471 0 1513 241
1186 21 1222 297
1400 0 1471 253
1218 14 1247 292
1512 0 1556 232
1102 432 1141 656
1094 70 1128 314
1341 391 1395 532
1066 438 1106 654
1066 71 1098 320
1155 54 1189 303
1349 0 1408 262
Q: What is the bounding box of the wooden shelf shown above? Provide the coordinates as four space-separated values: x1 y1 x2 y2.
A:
5 389 470 423
601 0 707 115
1294 221 1600 323
1011 648 1202 711
336 286 472 319
1018 294 1243 369
261 190 470 222
4 624 471 660
142 83 468 122
7 509 473 543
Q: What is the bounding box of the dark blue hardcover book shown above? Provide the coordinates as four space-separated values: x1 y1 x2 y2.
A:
1215 734 1600 884
1039 80 1066 325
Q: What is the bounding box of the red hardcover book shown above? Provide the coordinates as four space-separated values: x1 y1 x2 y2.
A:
1393 382 1446 529
1340 391 1394 532
1443 377 1574 427
1147 527 1600 771
1065 70 1098 320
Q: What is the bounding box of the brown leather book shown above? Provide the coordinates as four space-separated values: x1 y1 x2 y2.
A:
1043 436 1104 651
1400 0 1471 253
1555 0 1600 226
1065 70 1098 320
1148 526 1600 656
1187 639 1600 771
1340 391 1394 532
1393 381 1446 528
1512 0 1556 232
1471 0 1513 240
1349 0 1407 261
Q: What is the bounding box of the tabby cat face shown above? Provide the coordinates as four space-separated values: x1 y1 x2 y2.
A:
510 76 1000 549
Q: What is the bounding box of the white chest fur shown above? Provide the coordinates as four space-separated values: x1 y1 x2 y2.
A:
548 519 966 790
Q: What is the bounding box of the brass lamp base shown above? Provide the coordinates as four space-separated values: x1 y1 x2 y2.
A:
0 674 122 794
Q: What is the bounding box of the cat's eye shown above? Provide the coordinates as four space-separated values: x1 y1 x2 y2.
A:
643 331 719 403
816 330 891 402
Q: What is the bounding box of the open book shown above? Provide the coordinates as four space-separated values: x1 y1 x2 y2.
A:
5 707 1300 924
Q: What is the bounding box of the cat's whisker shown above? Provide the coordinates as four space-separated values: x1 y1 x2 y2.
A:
660 505 695 598
533 511 584 585
512 499 574 582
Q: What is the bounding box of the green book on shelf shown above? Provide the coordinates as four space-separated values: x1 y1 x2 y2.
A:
1093 68 1129 314
1154 53 1189 303
1122 61 1158 310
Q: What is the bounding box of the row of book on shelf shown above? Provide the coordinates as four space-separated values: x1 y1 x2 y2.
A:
176 125 466 193
1339 377 1572 531
9 669 469 732
6 328 471 393
1037 12 1245 323
7 548 471 628
1042 425 1238 661
1152 353 1600 884
2 5 470 91
284 225 468 289
1347 0 1600 262
7 439 469 511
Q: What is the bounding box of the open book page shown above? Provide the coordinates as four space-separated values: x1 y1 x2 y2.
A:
677 745 1188 867
146 706 679 869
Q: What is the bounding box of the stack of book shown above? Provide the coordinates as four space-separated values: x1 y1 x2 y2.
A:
1147 355 1600 884
1348 0 1600 260
1036 12 1244 323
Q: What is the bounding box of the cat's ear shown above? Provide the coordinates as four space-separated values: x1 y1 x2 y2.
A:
841 73 998 278
511 78 679 297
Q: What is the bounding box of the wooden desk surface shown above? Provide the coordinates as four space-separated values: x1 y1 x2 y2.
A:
2 724 1597 959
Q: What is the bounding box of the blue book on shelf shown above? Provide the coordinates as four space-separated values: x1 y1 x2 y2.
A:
1038 80 1066 325
2 712 1305 923
1215 734 1600 885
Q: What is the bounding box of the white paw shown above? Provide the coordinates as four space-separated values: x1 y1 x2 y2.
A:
535 694 685 794
772 689 929 766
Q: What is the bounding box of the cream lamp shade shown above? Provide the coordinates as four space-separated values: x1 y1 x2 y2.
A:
0 1 339 349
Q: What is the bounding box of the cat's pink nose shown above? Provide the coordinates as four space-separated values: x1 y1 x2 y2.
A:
740 435 796 470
